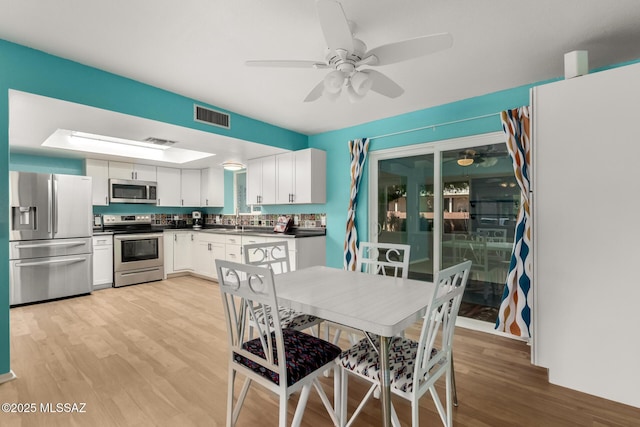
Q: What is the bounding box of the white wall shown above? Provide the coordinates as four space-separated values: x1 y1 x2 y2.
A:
532 61 640 408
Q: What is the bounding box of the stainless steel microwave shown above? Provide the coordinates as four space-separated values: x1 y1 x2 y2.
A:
109 179 157 204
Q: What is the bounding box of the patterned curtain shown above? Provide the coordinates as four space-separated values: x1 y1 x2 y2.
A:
495 107 532 338
344 138 370 270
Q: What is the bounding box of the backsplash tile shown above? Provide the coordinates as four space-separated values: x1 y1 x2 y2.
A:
151 213 326 229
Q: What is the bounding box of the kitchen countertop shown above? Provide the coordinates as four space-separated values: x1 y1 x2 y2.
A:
157 226 326 238
92 230 114 236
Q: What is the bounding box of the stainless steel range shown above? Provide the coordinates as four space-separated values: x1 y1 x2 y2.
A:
103 214 164 287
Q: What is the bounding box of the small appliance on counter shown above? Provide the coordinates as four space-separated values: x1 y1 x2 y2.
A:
192 211 203 230
274 216 293 233
93 214 103 232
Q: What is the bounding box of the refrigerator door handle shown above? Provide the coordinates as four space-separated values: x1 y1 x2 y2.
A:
14 240 88 249
47 178 53 234
15 257 87 267
52 178 58 236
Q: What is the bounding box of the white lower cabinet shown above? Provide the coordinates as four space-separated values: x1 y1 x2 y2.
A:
194 233 226 279
92 235 113 289
164 230 326 280
164 231 195 276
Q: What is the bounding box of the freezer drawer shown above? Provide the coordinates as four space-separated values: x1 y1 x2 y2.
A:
9 237 92 260
9 253 92 306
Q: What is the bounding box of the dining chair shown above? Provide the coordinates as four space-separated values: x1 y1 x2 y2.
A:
327 242 411 347
216 259 342 427
337 260 471 427
243 241 323 336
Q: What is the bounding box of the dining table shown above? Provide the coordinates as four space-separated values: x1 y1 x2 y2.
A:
274 265 436 427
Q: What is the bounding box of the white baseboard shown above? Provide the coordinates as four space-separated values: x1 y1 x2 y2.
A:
0 370 17 384
456 316 529 342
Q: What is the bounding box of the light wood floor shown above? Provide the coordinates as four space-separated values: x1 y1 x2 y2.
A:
1 276 639 426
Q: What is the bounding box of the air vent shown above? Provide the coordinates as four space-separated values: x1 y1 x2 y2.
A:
144 137 177 147
194 104 230 129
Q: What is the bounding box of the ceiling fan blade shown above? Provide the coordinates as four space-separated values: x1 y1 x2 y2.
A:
366 33 453 66
303 81 325 102
363 70 404 98
245 60 328 69
316 0 354 52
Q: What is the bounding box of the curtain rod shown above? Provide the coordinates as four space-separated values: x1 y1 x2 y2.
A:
368 112 501 141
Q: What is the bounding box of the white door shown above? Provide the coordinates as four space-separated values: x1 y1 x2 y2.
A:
276 152 295 204
180 169 201 206
86 159 109 206
156 167 181 206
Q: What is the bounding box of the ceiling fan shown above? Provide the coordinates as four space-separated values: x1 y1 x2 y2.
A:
456 146 508 167
245 0 453 102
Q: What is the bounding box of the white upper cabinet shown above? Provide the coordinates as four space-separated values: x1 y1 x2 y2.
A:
276 148 326 204
246 156 276 205
200 167 224 207
156 166 181 206
180 169 201 207
109 161 157 181
85 159 109 206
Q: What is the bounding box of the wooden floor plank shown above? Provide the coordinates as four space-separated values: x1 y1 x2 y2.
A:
1 276 639 426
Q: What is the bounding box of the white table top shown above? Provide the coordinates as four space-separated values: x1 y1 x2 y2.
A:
275 265 435 337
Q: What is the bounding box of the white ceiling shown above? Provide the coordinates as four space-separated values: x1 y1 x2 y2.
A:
2 0 640 165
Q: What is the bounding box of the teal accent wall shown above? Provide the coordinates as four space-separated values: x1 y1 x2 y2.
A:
10 153 84 174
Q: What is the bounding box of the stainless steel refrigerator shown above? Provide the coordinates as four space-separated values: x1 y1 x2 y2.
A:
9 171 93 306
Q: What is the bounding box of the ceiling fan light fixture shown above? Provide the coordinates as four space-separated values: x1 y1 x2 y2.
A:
350 71 373 96
323 70 345 94
322 88 341 102
346 84 366 103
222 161 245 171
457 156 474 167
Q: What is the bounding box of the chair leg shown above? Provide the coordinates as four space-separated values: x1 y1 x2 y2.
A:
313 378 340 427
227 369 235 427
451 354 458 407
279 392 289 427
232 377 252 425
291 384 312 427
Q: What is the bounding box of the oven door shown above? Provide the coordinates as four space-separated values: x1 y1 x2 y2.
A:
114 233 164 272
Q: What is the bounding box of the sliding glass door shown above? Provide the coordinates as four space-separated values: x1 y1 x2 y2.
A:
376 154 435 281
370 133 517 323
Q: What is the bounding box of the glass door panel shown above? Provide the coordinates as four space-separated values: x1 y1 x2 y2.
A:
441 143 518 320
377 154 434 281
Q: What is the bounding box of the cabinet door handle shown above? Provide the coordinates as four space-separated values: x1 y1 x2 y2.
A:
191 234 194 241
174 234 177 242
206 199 209 206
105 196 108 204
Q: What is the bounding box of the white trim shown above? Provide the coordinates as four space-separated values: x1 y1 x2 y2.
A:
0 370 17 384
456 317 528 342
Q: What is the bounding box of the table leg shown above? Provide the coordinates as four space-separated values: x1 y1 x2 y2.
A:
379 335 392 427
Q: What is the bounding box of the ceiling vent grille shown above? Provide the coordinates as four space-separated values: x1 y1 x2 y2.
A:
194 104 230 129
144 137 177 147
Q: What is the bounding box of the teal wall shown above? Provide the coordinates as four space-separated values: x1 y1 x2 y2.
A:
1 35 638 380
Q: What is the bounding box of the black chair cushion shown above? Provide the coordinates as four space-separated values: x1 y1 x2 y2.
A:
234 329 341 386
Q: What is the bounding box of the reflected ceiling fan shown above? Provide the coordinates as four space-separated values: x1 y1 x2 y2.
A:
245 0 453 102
456 146 508 167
